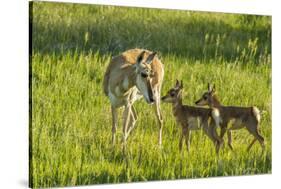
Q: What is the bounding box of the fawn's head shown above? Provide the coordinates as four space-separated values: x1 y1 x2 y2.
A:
161 80 183 103
134 51 157 104
195 83 216 106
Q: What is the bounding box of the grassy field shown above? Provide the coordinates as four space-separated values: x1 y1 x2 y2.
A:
30 2 272 188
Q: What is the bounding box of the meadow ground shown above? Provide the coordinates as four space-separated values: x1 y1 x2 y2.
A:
30 2 271 188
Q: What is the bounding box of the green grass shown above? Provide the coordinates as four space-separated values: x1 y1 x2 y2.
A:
30 1 272 188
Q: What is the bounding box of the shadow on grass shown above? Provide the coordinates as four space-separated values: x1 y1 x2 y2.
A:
30 1 271 62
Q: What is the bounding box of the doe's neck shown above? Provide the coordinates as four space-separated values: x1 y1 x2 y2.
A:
129 68 138 88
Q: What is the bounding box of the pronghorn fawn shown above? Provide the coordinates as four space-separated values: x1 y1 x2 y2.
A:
195 83 265 152
103 49 164 147
161 80 222 153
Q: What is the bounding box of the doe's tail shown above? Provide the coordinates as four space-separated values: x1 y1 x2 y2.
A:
103 67 110 96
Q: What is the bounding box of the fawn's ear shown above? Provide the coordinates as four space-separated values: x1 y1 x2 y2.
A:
177 88 183 98
211 84 216 94
146 52 157 64
208 83 211 92
137 51 146 64
180 80 183 89
175 79 180 88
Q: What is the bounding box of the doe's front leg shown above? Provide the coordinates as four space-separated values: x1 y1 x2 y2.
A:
153 95 163 146
122 104 132 146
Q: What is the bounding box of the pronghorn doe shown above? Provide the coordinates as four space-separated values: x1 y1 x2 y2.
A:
161 80 222 153
103 49 164 146
195 83 265 151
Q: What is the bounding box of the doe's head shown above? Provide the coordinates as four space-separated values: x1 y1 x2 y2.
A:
135 51 157 104
161 80 183 103
195 83 216 106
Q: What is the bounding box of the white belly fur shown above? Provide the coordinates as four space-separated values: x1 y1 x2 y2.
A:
188 117 201 130
228 118 244 130
122 76 129 90
108 86 142 108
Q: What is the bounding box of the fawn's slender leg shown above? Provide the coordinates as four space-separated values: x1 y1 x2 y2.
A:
188 130 192 145
203 120 215 144
111 106 118 145
246 123 265 151
247 138 257 152
210 110 223 149
184 127 190 152
207 119 221 154
220 123 227 146
227 130 234 151
212 124 222 146
179 129 184 152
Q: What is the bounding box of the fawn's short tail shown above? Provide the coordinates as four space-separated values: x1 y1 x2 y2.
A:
252 106 261 123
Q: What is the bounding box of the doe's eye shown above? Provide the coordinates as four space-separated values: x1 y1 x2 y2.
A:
141 72 148 78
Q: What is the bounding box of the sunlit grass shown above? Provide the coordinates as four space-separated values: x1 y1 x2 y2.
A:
30 1 271 188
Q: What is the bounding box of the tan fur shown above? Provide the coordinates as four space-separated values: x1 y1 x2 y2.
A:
195 84 265 151
103 49 163 96
103 48 164 146
162 80 222 153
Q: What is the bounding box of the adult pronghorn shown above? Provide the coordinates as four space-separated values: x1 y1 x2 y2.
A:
103 49 164 146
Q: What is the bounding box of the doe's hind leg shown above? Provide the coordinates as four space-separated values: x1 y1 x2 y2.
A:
111 106 118 146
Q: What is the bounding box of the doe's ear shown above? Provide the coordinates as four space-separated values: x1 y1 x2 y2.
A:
146 52 157 64
137 51 146 64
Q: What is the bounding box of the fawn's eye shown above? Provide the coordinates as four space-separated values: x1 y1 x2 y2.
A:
203 95 207 100
141 72 148 78
171 92 175 97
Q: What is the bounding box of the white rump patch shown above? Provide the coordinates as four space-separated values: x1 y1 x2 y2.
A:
252 106 261 123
